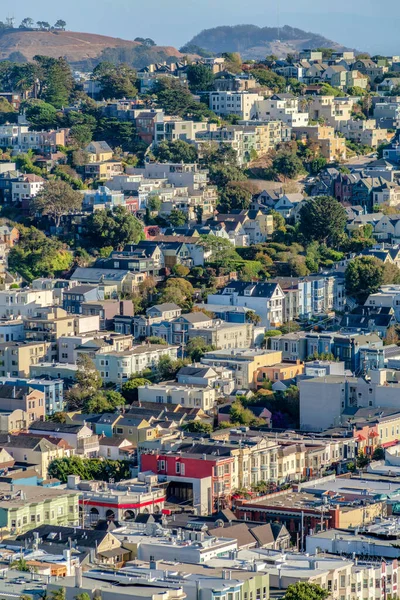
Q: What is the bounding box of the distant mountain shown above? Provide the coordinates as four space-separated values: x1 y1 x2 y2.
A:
185 24 349 59
0 29 189 69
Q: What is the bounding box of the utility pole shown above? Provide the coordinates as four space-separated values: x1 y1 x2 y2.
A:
300 510 304 552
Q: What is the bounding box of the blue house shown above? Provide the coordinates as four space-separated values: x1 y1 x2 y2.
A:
63 285 103 314
0 377 64 415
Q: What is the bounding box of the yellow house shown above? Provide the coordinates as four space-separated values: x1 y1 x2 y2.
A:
0 341 52 377
113 416 157 445
85 141 114 163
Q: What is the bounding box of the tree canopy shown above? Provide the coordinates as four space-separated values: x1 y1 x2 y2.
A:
8 226 72 282
299 196 347 245
83 206 144 250
32 180 83 227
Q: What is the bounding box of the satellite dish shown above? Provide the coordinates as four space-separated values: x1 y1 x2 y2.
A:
214 519 224 528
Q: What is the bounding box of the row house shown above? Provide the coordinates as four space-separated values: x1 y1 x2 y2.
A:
308 95 354 130
95 343 178 383
207 281 285 328
141 443 236 514
254 94 309 127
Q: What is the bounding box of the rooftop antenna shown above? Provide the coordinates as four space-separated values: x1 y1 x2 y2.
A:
276 0 281 42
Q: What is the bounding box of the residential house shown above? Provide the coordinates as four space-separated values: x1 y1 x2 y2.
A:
292 125 346 161
84 160 123 181
0 384 45 426
113 416 157 445
0 376 64 415
0 341 52 377
98 437 135 461
0 484 79 534
62 285 104 315
254 94 309 126
85 141 113 163
11 174 45 206
0 433 72 478
28 421 99 456
201 348 283 389
208 281 286 328
138 382 216 412
95 344 178 383
209 91 264 119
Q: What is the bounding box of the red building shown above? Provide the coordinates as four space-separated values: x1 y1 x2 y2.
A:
141 445 235 513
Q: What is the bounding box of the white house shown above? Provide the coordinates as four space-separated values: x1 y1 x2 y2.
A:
209 91 264 119
138 382 216 411
207 281 285 327
12 174 45 203
254 94 309 127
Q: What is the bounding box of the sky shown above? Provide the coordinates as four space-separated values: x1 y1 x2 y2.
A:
5 0 400 55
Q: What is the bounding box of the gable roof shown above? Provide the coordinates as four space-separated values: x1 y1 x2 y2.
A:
207 523 256 548
86 141 113 154
147 303 181 313
217 281 280 298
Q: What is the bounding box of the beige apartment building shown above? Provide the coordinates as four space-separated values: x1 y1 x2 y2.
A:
201 348 283 389
308 96 354 130
24 306 75 361
293 125 346 161
0 341 52 377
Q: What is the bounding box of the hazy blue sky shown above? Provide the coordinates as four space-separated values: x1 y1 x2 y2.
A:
6 0 400 54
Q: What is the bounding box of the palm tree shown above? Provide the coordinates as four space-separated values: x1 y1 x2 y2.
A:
10 557 29 572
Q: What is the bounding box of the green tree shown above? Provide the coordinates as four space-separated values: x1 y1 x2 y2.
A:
121 378 151 403
70 124 93 147
299 196 347 245
186 336 214 362
283 582 328 600
167 209 187 227
54 20 67 30
280 321 301 334
372 446 385 460
309 156 327 175
184 421 213 434
160 278 194 309
8 226 72 282
222 52 242 74
32 180 82 227
153 139 198 163
219 182 255 212
147 336 168 345
148 196 162 212
172 264 190 277
272 152 306 180
83 206 144 250
11 557 30 572
187 63 214 91
20 17 35 29
50 589 66 600
25 100 58 129
345 256 384 303
251 68 286 92
48 456 131 483
200 235 240 269
33 56 74 108
75 354 102 390
93 62 138 100
83 390 125 414
246 311 262 325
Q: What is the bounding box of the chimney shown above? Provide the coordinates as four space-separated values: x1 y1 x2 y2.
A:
75 566 83 588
